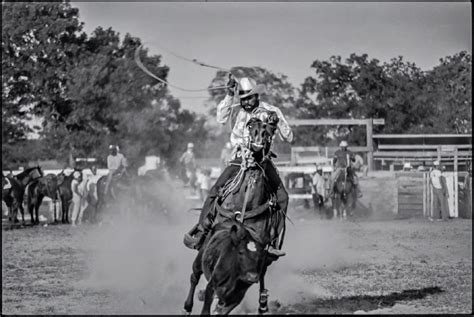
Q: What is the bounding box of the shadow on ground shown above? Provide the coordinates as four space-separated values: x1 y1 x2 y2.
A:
271 286 444 314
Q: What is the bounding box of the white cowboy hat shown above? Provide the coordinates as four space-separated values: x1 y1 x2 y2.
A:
339 140 348 147
237 77 265 99
187 142 194 148
403 162 412 169
433 160 440 166
73 171 81 179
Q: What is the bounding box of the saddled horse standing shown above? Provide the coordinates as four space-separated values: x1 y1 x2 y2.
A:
26 173 60 224
184 118 285 315
332 166 356 219
2 167 43 224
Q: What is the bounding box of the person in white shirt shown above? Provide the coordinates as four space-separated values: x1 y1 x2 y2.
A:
311 166 326 218
70 171 87 226
429 160 449 221
104 145 127 199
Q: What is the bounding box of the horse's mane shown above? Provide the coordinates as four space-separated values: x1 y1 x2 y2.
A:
15 166 42 180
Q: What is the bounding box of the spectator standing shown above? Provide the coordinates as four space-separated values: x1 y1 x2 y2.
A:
196 168 212 202
429 160 449 221
311 166 326 218
70 171 87 226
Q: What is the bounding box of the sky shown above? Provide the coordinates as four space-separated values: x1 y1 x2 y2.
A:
71 1 472 114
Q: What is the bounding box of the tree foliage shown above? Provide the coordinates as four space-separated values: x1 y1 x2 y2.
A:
296 52 472 146
2 2 208 170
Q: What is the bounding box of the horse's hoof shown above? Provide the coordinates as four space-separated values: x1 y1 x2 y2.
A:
258 306 269 314
181 309 191 316
198 290 205 302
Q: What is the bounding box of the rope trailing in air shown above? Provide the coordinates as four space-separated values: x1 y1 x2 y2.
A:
134 42 234 92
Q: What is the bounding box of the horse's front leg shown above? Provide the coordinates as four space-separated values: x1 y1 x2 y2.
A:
258 264 269 314
200 281 215 316
183 266 203 314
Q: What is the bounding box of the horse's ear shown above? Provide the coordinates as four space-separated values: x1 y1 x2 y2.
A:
246 117 260 129
230 225 239 246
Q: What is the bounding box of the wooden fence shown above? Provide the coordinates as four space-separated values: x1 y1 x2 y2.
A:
397 171 471 219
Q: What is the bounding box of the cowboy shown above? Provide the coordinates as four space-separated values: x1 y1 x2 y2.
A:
184 75 293 257
104 145 127 199
329 140 363 199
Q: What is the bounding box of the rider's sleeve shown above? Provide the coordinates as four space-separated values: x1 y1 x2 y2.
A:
216 95 235 124
261 103 293 143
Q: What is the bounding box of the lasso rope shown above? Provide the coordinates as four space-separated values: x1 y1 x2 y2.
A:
134 42 238 92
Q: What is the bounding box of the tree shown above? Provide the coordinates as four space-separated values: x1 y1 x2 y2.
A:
424 51 471 133
296 52 471 147
2 1 85 166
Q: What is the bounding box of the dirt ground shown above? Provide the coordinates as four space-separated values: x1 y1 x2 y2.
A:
2 197 471 316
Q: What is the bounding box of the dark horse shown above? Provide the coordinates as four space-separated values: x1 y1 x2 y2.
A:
2 167 43 224
95 169 134 221
26 174 60 224
332 166 356 219
184 116 284 315
56 169 82 224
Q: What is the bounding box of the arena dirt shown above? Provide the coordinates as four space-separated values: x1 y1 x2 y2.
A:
2 178 472 315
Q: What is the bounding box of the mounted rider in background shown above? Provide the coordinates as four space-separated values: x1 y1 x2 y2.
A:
329 140 363 199
184 75 293 257
104 144 128 199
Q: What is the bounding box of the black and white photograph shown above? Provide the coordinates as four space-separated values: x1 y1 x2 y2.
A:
1 0 472 315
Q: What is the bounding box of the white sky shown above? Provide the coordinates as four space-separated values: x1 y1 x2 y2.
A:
72 1 472 114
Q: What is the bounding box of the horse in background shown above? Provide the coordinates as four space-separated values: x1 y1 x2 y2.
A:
56 169 82 224
95 168 135 221
332 166 356 219
2 166 43 224
26 174 59 225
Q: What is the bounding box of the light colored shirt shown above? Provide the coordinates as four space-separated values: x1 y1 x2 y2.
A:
196 173 212 190
311 173 326 197
107 153 126 171
430 169 443 189
71 179 80 196
216 95 293 148
180 151 196 170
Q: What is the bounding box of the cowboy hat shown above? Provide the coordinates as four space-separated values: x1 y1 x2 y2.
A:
187 142 194 148
433 160 440 166
237 77 265 99
339 140 348 147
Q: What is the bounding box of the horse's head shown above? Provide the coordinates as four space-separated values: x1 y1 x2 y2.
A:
16 166 43 184
246 114 279 154
228 221 264 284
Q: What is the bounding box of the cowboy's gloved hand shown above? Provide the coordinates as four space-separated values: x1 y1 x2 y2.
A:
226 74 237 96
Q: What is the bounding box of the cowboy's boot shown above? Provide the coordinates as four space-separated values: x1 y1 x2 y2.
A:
183 217 212 250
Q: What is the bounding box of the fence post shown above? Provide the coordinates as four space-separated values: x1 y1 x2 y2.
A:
366 119 374 172
454 147 458 217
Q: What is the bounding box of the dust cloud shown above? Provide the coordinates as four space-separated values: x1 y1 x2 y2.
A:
78 178 363 315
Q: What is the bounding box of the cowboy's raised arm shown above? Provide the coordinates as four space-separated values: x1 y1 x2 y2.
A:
216 95 235 124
